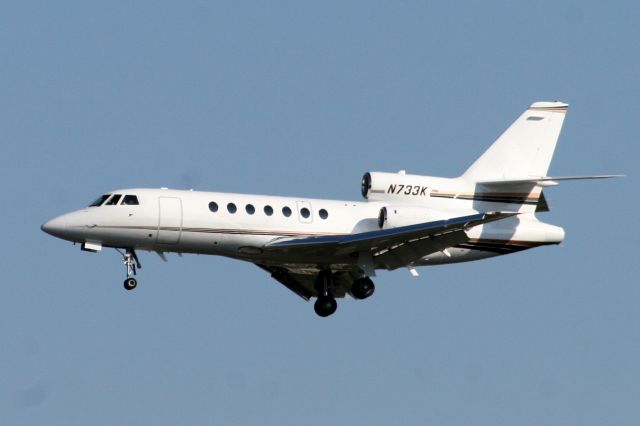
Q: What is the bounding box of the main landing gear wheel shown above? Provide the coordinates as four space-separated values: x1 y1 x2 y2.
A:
314 297 337 317
314 269 338 317
124 277 137 290
351 277 375 300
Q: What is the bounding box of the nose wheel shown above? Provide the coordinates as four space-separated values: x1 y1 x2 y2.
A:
124 277 137 290
117 248 141 291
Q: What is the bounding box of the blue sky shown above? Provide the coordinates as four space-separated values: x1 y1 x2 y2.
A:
1 1 638 424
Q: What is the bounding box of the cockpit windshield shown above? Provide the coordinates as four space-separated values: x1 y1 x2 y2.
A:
105 194 122 205
122 195 139 205
88 193 140 207
89 194 111 207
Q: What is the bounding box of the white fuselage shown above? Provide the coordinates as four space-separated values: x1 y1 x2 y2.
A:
42 180 565 271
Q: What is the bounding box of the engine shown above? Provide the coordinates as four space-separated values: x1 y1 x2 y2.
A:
361 171 433 202
362 171 456 229
376 205 450 229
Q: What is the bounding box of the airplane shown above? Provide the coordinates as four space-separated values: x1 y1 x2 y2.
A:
42 101 619 317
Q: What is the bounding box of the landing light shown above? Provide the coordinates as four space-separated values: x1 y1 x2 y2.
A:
81 242 102 252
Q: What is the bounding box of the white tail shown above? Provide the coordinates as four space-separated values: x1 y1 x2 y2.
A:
462 101 568 182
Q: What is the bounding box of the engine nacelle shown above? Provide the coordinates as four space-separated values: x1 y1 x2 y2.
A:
377 205 451 229
362 171 433 202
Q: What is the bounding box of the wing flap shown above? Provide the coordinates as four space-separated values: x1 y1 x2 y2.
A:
375 229 469 270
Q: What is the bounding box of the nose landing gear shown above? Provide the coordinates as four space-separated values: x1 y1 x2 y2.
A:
124 277 137 290
117 248 141 291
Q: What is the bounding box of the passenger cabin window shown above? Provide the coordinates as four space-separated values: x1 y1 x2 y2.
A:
227 203 237 214
209 201 219 212
282 206 292 217
319 209 329 219
300 207 311 218
89 194 110 207
246 204 255 215
121 195 139 205
105 194 122 205
264 205 273 216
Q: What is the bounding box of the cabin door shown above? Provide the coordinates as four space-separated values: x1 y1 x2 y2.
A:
157 197 183 244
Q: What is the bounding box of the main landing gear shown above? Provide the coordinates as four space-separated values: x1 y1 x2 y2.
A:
117 248 141 291
351 277 375 300
314 270 337 317
313 271 376 317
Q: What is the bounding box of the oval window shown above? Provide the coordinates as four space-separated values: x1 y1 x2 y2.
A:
209 202 219 212
264 205 273 216
246 204 255 215
319 209 328 219
300 207 310 218
282 206 292 217
227 203 237 214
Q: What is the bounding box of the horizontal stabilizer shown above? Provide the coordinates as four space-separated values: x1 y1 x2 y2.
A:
478 175 623 187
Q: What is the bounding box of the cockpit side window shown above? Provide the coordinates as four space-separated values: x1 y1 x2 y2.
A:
105 194 122 205
89 194 111 207
121 195 139 205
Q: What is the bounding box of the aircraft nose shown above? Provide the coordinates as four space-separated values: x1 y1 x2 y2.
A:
41 215 68 238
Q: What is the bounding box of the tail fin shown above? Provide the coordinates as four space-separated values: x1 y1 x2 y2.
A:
462 101 568 181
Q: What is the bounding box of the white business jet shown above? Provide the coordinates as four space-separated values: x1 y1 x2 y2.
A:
42 102 618 317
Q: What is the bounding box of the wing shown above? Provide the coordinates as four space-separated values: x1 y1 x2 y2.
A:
257 212 515 299
266 211 514 265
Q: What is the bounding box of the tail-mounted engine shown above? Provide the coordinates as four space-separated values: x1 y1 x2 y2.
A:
376 205 450 229
361 171 433 202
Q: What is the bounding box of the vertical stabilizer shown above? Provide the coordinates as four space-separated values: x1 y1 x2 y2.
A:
462 102 568 182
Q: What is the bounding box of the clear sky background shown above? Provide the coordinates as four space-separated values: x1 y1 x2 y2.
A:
1 1 638 425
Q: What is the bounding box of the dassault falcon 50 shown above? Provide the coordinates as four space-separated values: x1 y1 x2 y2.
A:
42 102 618 317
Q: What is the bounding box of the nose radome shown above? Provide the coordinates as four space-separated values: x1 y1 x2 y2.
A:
41 215 68 238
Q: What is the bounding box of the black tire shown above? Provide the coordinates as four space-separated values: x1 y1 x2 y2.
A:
314 297 337 317
123 277 137 291
351 277 375 300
